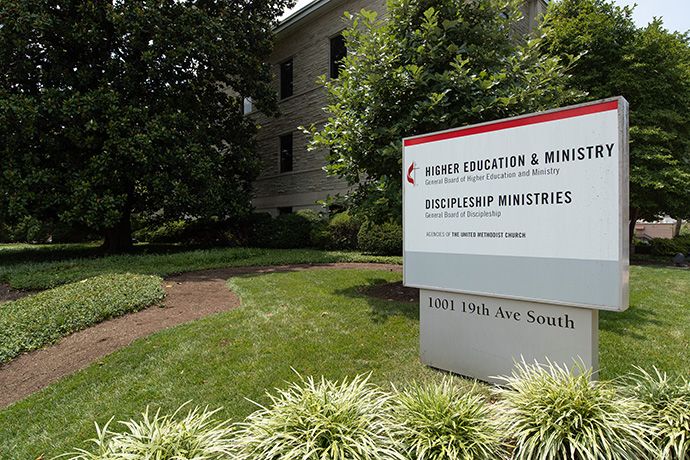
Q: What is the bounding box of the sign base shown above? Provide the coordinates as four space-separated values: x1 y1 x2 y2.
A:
420 289 598 383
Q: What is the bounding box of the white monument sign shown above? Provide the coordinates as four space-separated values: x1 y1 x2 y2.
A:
403 98 629 381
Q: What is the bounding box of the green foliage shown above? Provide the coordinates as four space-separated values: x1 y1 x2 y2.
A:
309 0 578 222
624 23 690 223
50 222 98 244
540 0 637 101
14 217 52 244
358 221 402 256
0 273 164 362
251 210 323 249
0 217 96 244
622 367 690 460
132 218 235 246
650 235 690 256
390 379 506 460
311 211 363 250
231 373 400 460
133 221 188 244
0 0 293 252
497 360 656 460
60 404 232 460
0 224 10 243
541 0 690 222
1 216 52 244
681 222 690 236
241 212 274 247
633 238 652 254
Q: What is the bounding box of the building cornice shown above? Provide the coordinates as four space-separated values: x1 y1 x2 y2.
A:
275 0 348 36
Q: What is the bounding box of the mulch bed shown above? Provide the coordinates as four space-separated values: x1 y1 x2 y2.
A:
0 284 35 303
361 280 419 303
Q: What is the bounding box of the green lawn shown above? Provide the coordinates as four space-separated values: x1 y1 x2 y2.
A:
0 246 689 459
599 265 690 379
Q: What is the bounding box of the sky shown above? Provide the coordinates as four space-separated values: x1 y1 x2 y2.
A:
280 0 315 20
282 0 690 34
611 0 690 33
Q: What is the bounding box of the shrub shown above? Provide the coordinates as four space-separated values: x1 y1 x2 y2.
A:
357 220 402 256
133 218 236 246
497 360 657 460
250 210 322 249
231 373 400 460
242 212 274 247
277 210 322 248
5 216 52 243
633 238 652 255
0 217 97 244
0 273 165 362
50 222 98 244
133 220 188 243
650 235 690 257
622 367 690 460
390 379 506 460
311 211 363 250
59 404 232 460
0 223 11 243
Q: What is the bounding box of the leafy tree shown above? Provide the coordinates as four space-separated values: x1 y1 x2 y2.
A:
308 0 578 223
540 0 690 239
0 0 292 252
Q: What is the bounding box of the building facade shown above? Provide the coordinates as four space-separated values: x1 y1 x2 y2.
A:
251 0 549 216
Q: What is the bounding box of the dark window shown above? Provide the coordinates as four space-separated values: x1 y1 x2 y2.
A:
278 207 293 215
280 59 293 99
280 133 293 173
330 34 347 79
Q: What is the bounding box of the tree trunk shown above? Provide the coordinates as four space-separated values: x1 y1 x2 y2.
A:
673 217 682 237
629 208 639 256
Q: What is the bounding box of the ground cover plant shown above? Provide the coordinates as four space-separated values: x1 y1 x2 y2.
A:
0 273 164 362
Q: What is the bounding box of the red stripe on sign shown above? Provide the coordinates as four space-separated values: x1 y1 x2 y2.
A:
403 100 619 147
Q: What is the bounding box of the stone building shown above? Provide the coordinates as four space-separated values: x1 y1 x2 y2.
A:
250 0 549 216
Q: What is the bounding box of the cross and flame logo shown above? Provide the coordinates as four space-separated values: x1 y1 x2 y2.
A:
407 161 419 186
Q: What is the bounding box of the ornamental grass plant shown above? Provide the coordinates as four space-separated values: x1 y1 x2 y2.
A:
622 367 690 460
390 378 506 460
58 403 233 460
230 373 402 460
497 360 657 460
